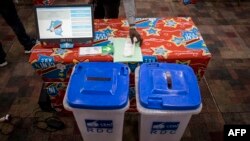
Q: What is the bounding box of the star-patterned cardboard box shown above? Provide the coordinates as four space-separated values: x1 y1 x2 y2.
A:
29 17 211 112
42 82 70 113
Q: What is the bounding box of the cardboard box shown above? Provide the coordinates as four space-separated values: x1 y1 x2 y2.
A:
42 82 70 113
30 17 211 112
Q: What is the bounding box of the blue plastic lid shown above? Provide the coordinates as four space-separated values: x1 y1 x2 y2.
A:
66 62 129 110
139 63 201 110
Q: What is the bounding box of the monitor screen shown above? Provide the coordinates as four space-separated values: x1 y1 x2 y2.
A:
34 5 94 43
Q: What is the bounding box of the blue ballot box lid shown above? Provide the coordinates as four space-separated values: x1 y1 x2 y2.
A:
139 63 201 110
67 62 129 110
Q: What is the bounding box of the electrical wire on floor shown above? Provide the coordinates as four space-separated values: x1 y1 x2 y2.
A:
33 109 65 132
0 107 65 135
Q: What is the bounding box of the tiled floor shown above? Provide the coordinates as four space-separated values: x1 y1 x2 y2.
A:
0 0 250 141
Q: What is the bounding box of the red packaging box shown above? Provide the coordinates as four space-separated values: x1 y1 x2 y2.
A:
30 17 211 112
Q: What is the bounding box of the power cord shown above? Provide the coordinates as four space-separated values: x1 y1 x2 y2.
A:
0 107 65 135
0 114 14 135
33 110 65 132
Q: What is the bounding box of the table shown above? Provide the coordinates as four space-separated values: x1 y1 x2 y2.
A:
29 17 211 112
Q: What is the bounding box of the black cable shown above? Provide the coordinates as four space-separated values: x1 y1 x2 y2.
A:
0 122 14 135
0 108 65 135
33 110 65 132
33 109 65 132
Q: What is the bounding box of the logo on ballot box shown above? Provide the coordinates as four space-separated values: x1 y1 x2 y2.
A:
224 125 250 141
85 120 113 133
151 122 180 134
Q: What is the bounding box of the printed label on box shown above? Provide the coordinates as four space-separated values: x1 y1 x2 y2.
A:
151 122 180 134
85 120 113 133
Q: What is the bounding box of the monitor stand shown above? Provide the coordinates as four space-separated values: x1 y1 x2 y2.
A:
59 42 74 49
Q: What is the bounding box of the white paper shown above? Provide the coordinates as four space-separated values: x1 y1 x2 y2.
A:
123 38 135 57
79 47 102 56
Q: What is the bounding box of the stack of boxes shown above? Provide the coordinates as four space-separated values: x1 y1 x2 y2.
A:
29 17 211 113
